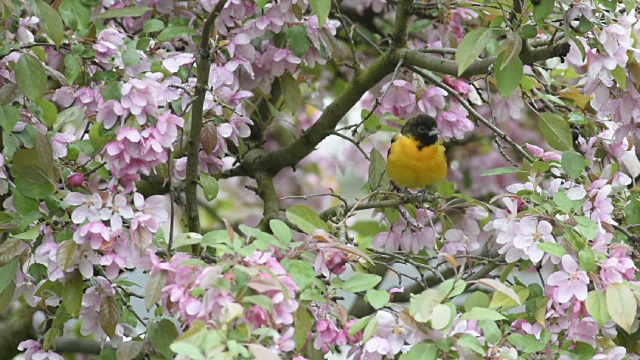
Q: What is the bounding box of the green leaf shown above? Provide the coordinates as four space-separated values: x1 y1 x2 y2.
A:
157 25 199 41
15 54 47 101
624 196 640 225
37 99 58 129
365 289 390 310
457 28 493 76
436 180 454 198
606 283 637 332
148 319 178 359
479 279 521 305
269 219 292 245
122 49 140 67
464 291 490 311
0 257 19 294
243 295 274 312
479 319 502 345
14 176 56 199
481 167 526 176
399 343 436 360
586 290 610 326
578 247 595 272
145 272 166 310
116 341 144 360
461 307 506 321
537 242 567 258
430 303 452 330
89 122 116 151
495 52 523 97
294 306 313 352
348 315 372 337
171 232 203 249
97 6 152 18
0 105 20 132
553 191 573 213
507 333 548 352
561 151 585 179
62 270 83 317
519 24 537 39
410 289 445 323
280 72 302 114
34 0 65 46
285 25 311 58
308 0 330 27
64 54 82 84
368 148 389 192
533 0 555 25
457 334 485 354
0 282 16 314
342 274 382 293
170 343 204 360
54 106 84 131
285 205 329 234
102 82 122 102
59 0 91 31
283 259 316 289
143 19 165 33
539 112 573 151
200 174 219 202
56 240 77 271
100 296 120 337
12 149 53 185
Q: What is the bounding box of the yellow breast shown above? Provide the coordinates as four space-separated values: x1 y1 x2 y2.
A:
386 135 447 190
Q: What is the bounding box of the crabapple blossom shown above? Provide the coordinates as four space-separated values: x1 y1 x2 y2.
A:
547 255 589 303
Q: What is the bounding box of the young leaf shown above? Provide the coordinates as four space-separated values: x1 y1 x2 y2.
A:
368 148 389 192
308 0 330 27
100 296 120 337
366 289 390 310
200 174 219 201
481 167 526 176
285 205 329 234
34 0 65 47
145 271 167 310
561 151 585 179
280 72 302 114
15 54 47 101
0 105 20 132
495 52 523 97
294 307 314 351
342 274 382 293
457 28 493 76
606 283 637 332
62 270 84 317
539 112 573 151
148 319 179 359
478 278 521 305
0 257 19 294
586 290 610 326
97 6 152 18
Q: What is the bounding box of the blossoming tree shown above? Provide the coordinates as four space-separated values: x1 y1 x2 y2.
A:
1 0 640 358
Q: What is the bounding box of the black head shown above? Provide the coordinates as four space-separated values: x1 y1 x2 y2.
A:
402 115 440 147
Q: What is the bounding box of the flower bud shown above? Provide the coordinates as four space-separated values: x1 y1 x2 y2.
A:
68 173 84 188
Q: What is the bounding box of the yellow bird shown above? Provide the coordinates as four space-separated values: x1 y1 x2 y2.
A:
386 115 448 190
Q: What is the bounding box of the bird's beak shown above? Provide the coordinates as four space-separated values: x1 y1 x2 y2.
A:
428 129 441 137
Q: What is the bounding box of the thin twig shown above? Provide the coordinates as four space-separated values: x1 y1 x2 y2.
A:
330 131 370 160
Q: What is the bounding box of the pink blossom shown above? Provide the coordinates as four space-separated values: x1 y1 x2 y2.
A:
52 133 76 159
376 80 416 118
547 255 589 303
18 340 64 360
417 85 447 117
73 221 110 250
600 249 636 286
97 100 126 129
437 103 474 140
583 184 617 225
314 245 347 278
120 78 164 124
162 53 195 73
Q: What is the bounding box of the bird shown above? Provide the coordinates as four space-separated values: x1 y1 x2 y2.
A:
386 114 448 190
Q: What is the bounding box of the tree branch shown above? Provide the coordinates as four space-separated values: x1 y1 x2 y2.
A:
185 0 228 233
390 0 413 49
402 41 571 78
255 50 399 175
